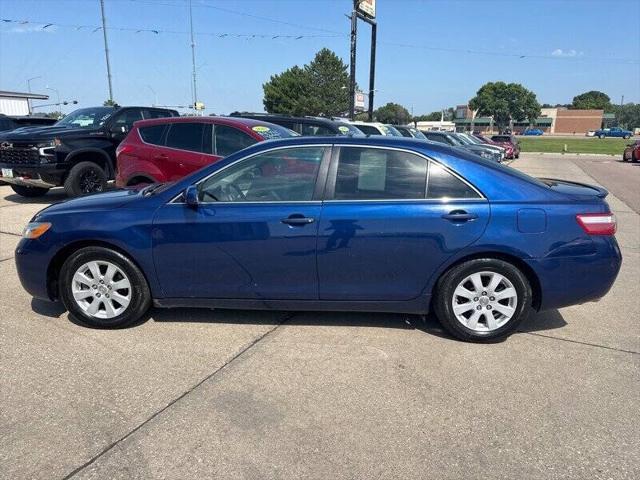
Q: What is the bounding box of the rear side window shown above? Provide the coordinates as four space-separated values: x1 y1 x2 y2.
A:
138 125 166 145
143 109 173 119
166 122 205 152
214 125 257 156
333 147 428 200
300 123 335 136
427 163 480 199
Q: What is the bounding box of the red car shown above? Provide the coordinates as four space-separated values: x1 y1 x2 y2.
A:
622 140 640 162
116 117 296 187
490 134 520 159
473 133 515 159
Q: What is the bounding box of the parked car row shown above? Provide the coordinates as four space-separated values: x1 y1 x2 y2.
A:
622 140 639 162
1 106 520 198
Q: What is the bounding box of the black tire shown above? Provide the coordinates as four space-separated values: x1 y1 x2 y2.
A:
59 246 151 328
598 134 605 139
434 258 532 342
623 135 630 140
64 161 108 197
632 151 638 163
10 184 50 197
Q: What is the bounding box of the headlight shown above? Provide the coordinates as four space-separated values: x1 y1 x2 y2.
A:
22 222 52 239
479 151 492 158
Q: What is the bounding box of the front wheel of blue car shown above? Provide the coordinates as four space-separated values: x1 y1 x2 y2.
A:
434 258 532 342
59 246 151 328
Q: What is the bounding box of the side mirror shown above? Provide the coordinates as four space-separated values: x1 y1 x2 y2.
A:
185 185 199 208
110 125 127 135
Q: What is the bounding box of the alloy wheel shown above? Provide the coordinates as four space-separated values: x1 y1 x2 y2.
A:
79 169 103 193
451 271 518 332
71 260 132 319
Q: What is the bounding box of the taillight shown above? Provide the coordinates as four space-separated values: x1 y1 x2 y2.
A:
576 213 617 235
116 144 135 156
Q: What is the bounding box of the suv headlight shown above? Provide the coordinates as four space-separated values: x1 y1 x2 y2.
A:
37 139 58 158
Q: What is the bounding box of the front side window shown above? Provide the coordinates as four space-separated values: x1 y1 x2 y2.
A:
333 147 428 200
214 125 257 156
165 123 205 152
199 146 325 202
426 163 480 199
111 109 143 132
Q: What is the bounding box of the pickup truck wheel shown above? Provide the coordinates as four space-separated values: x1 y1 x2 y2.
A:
64 161 108 197
10 184 49 197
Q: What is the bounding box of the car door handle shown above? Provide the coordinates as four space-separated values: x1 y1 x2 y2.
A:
442 210 478 222
281 215 315 226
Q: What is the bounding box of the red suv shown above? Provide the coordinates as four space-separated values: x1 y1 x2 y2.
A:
116 117 296 187
490 134 520 159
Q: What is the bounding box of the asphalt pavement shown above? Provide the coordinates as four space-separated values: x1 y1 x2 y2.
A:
0 154 638 480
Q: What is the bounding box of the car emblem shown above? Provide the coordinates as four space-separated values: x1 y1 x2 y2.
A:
0 142 12 149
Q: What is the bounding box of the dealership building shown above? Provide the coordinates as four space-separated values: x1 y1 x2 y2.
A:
453 104 612 135
0 90 49 116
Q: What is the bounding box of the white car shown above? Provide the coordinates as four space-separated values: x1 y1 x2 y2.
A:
351 121 403 137
586 130 596 137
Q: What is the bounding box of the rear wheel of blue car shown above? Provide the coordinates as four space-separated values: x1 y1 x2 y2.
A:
434 258 531 342
59 246 151 328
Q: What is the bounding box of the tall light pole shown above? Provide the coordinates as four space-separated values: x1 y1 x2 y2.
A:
188 0 198 111
99 0 114 103
46 86 61 106
26 76 42 114
147 85 158 106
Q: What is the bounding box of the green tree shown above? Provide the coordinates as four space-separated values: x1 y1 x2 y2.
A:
263 66 312 116
469 82 541 131
414 111 442 122
43 111 64 119
613 103 640 129
373 102 412 124
571 91 612 111
263 48 350 116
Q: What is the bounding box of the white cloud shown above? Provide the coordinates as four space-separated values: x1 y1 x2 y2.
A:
551 48 584 57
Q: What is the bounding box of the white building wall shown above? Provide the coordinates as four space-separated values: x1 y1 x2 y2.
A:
0 97 30 116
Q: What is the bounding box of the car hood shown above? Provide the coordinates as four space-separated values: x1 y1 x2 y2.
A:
34 188 143 219
0 125 101 142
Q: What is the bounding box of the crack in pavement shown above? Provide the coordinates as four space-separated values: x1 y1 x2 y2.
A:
520 330 639 355
61 312 294 480
0 230 21 237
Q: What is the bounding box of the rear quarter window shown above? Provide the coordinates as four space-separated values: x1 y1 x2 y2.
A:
139 124 167 145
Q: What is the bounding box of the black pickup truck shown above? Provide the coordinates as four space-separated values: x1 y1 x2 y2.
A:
0 106 178 197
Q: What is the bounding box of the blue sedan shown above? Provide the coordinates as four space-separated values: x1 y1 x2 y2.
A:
15 136 621 341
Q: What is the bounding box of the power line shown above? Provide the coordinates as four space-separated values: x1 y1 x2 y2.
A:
0 18 345 39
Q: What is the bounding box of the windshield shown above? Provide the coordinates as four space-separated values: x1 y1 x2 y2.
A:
453 133 474 145
460 133 483 145
445 134 464 146
56 107 115 129
335 122 365 136
250 123 299 139
410 128 427 139
383 125 404 137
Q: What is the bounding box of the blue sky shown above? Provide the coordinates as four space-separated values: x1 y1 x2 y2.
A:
1 0 638 115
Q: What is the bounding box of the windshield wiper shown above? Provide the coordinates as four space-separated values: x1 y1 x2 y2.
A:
142 183 166 196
